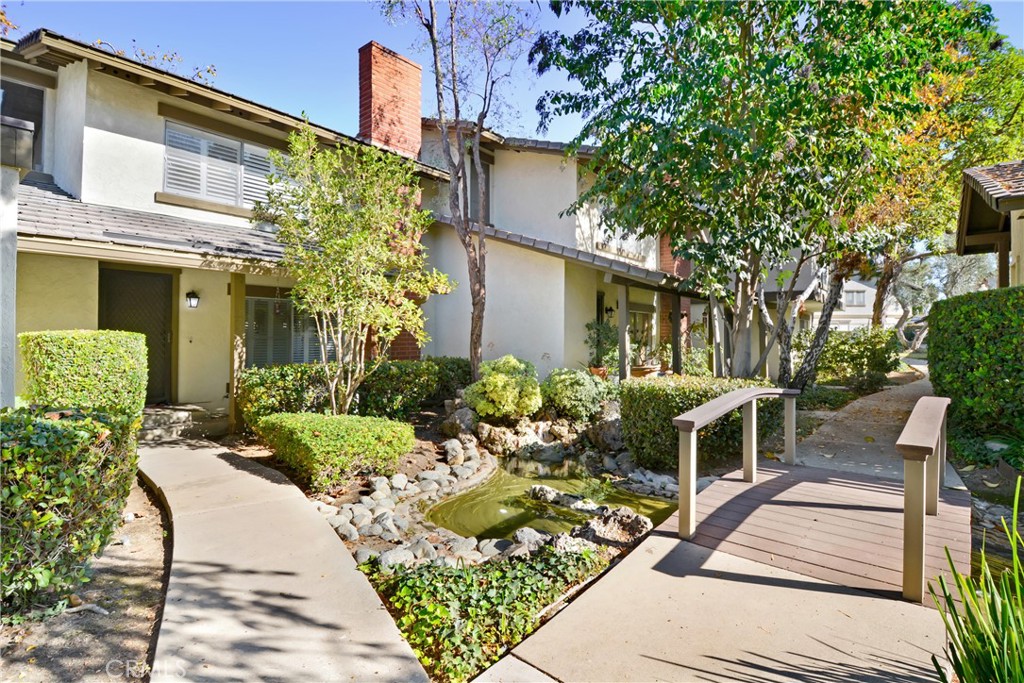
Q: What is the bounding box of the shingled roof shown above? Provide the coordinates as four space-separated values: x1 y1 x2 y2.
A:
17 173 285 263
962 160 1024 212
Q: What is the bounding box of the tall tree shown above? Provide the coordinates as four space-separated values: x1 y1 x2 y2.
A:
385 0 536 380
533 0 982 386
255 125 451 414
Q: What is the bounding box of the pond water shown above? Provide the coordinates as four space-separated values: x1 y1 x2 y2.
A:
426 457 677 540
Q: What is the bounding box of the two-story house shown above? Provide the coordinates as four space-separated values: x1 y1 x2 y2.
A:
1 31 693 429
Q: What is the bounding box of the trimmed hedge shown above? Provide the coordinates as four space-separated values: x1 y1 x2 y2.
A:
793 326 900 389
540 368 606 422
237 357 474 429
620 375 782 470
256 412 414 493
19 330 148 416
463 355 542 423
1 408 139 613
930 287 1024 436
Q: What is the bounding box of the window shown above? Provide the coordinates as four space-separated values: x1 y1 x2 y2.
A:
844 290 865 307
468 151 493 224
1 79 44 170
244 298 335 368
164 122 277 208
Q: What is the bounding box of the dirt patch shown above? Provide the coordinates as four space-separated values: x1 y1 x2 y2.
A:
1 478 169 682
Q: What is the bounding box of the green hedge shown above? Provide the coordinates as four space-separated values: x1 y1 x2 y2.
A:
930 287 1024 436
256 412 413 493
793 326 900 389
620 375 782 470
237 357 473 429
1 408 139 613
540 368 606 422
19 330 148 416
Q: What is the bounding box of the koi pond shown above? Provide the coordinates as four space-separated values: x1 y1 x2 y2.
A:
426 456 677 540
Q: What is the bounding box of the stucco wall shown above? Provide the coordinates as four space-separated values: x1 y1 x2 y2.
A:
1011 209 1023 287
421 225 566 377
563 263 598 368
53 60 87 198
491 149 578 246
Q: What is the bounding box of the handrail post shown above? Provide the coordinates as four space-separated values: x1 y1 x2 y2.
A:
939 413 947 488
678 428 697 539
742 399 757 483
926 433 941 517
784 396 797 465
903 458 927 602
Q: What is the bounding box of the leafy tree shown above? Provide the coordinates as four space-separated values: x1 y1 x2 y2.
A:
255 124 451 414
384 0 537 380
532 0 986 387
1 5 16 37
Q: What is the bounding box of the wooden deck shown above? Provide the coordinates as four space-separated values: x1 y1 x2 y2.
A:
659 463 973 603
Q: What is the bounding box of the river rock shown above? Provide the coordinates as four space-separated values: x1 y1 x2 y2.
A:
551 533 600 554
478 538 513 557
360 495 377 508
374 497 396 510
418 479 440 493
370 476 390 492
435 463 453 476
534 443 567 464
334 522 359 542
602 455 619 472
441 407 477 438
354 548 378 564
390 473 409 491
513 527 552 551
452 465 474 479
443 439 465 465
379 547 415 569
696 475 719 493
454 549 484 564
449 536 478 554
410 538 438 560
572 507 653 548
587 402 624 451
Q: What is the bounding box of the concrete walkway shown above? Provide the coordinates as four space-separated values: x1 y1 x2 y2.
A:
478 376 961 682
140 440 427 683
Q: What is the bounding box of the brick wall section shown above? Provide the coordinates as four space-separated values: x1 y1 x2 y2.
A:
358 42 422 159
658 234 693 345
388 329 421 361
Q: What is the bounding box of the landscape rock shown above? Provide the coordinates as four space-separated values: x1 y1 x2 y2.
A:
390 473 409 491
696 475 719 493
354 548 378 564
370 476 391 492
334 522 359 542
443 439 465 466
551 533 600 555
410 538 438 561
454 549 484 564
449 536 479 554
441 407 477 438
379 548 415 569
572 507 653 548
587 402 624 452
477 422 520 456
513 527 552 552
478 538 513 557
418 479 440 493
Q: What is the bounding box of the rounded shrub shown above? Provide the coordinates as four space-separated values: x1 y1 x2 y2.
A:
19 330 147 416
463 355 542 423
1 408 139 613
426 356 473 401
620 375 782 470
356 360 439 419
540 368 605 422
256 412 414 493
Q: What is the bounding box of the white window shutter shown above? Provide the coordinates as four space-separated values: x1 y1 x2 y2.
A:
164 126 203 197
243 145 273 208
204 137 242 205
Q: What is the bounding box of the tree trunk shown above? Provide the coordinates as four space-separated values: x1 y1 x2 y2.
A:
468 256 485 381
872 255 900 327
729 256 761 377
790 272 845 390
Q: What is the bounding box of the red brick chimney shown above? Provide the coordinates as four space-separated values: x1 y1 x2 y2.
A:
358 41 422 159
658 234 692 347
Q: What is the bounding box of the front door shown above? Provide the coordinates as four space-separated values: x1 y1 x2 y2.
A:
99 268 173 404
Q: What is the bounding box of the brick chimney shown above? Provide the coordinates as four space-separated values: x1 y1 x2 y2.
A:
658 234 692 347
358 41 422 159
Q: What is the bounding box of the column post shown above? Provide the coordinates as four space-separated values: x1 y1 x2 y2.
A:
678 428 698 539
618 283 630 381
784 396 797 465
903 458 927 602
742 399 757 483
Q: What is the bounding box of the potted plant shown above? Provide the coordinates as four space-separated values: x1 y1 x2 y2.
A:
630 340 660 377
584 319 617 379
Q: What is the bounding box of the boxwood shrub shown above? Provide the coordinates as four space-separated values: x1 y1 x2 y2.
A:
256 412 413 493
355 361 439 420
793 326 900 389
427 356 472 402
19 330 148 416
620 375 782 470
237 363 331 429
540 368 606 422
1 408 139 613
463 355 542 423
930 287 1024 436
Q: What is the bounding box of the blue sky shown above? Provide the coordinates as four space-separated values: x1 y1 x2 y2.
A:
5 1 1023 144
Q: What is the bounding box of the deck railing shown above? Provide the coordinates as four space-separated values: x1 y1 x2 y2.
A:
895 396 950 602
672 387 800 539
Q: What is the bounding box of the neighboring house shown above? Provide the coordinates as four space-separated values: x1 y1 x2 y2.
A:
810 279 903 332
1 31 693 427
957 160 1024 288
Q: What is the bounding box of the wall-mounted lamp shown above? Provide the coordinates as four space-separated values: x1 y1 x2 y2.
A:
185 290 200 309
604 306 615 317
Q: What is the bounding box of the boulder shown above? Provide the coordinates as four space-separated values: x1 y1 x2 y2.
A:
572 507 653 548
476 422 520 456
379 547 416 570
441 407 477 438
478 538 513 557
551 533 600 555
534 443 567 464
443 439 465 466
449 536 479 554
512 527 552 552
586 402 624 452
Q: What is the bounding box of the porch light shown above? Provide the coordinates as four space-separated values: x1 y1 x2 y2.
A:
185 290 200 309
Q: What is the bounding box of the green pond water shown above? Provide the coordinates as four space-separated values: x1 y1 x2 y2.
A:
426 457 677 540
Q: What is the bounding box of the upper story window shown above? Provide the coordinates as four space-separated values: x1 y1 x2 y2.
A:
164 122 277 209
1 79 44 171
468 149 493 224
844 290 865 307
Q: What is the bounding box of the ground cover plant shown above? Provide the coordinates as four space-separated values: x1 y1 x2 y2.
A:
463 355 542 423
796 386 858 412
256 413 413 493
363 547 607 682
931 478 1024 682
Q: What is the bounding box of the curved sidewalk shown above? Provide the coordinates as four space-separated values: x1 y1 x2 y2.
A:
140 440 426 683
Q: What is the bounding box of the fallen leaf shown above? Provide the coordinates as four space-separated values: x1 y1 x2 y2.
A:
823 453 835 459
960 465 976 472
764 451 777 461
983 480 1001 488
864 436 875 443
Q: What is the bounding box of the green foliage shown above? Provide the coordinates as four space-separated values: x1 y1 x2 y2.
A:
1 408 139 614
356 360 439 420
463 355 542 423
364 547 607 682
793 326 900 390
584 319 617 367
796 386 858 412
931 478 1024 683
540 368 605 422
930 287 1024 437
19 330 147 417
256 123 451 414
237 363 332 430
620 375 782 470
428 356 473 402
255 412 413 493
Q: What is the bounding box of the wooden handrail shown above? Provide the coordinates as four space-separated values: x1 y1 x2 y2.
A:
674 387 800 539
895 396 950 603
